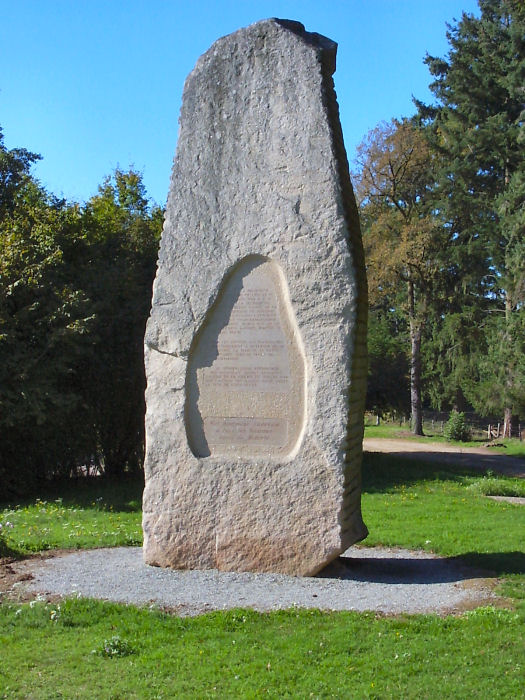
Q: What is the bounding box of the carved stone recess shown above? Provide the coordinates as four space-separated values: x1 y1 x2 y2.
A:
186 256 306 459
142 18 368 575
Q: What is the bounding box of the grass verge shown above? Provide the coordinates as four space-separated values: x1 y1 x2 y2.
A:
466 476 525 498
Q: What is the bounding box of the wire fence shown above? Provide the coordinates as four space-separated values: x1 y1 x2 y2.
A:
365 410 524 441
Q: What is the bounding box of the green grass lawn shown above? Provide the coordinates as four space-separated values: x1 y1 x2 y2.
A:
0 599 522 699
1 456 524 698
361 453 525 580
0 476 143 557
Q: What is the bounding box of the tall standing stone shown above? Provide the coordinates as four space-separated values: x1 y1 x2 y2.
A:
142 19 368 576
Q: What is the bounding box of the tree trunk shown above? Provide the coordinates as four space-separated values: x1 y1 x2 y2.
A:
503 407 512 439
408 280 424 435
452 387 467 412
502 295 513 438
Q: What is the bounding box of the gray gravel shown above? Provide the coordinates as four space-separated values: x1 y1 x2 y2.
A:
17 546 498 616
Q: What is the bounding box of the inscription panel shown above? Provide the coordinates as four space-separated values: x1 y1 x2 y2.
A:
203 277 290 392
186 257 306 458
204 417 288 446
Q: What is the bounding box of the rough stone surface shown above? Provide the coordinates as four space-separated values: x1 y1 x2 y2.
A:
142 18 368 576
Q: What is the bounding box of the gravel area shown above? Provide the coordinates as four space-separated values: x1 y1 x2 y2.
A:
11 546 499 616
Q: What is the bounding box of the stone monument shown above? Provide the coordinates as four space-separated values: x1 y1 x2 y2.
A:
142 18 368 576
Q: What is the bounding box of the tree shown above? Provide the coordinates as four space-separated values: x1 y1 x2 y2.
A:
423 308 483 412
353 118 443 434
0 127 41 218
79 169 163 476
0 124 163 496
417 0 525 434
467 310 525 420
366 307 410 418
0 133 95 495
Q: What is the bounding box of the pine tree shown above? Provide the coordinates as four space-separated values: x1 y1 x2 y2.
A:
417 0 525 433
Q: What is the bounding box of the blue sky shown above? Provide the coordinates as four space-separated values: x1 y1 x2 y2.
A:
1 0 480 206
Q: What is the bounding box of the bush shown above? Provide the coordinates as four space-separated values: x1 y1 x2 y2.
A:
444 410 471 442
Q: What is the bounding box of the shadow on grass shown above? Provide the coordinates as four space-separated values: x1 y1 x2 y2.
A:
457 552 525 576
363 450 525 488
319 551 525 584
0 538 23 560
0 474 145 513
362 452 479 492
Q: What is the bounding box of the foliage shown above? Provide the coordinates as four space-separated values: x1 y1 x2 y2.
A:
416 0 525 425
467 475 525 497
0 126 41 218
0 138 96 495
354 118 439 308
359 2 525 428
443 411 471 442
353 118 443 434
366 309 410 417
463 309 525 418
93 635 136 658
0 126 163 496
78 169 163 476
422 308 486 413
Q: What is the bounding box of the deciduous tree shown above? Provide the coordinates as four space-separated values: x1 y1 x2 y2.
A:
0 134 94 495
0 125 163 496
79 169 163 476
354 118 442 434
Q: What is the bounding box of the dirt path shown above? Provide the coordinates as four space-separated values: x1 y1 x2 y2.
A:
363 438 525 478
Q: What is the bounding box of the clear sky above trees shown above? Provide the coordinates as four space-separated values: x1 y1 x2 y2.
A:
1 0 479 206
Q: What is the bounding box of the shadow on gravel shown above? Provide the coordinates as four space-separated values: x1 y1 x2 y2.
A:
318 551 525 584
319 556 476 584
